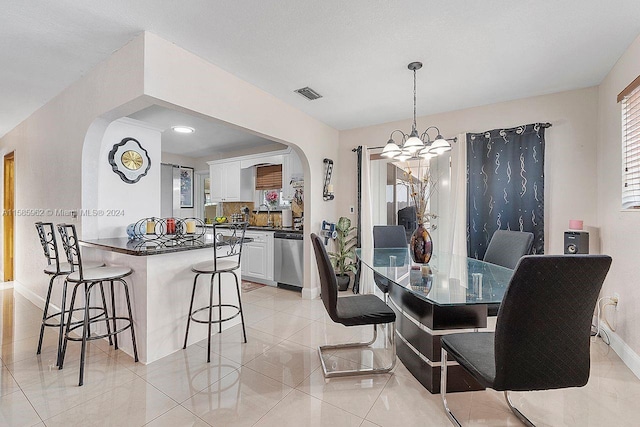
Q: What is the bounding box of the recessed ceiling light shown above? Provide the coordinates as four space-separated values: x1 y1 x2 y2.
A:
172 126 194 134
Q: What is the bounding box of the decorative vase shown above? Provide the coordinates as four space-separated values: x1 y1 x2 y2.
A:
410 223 433 264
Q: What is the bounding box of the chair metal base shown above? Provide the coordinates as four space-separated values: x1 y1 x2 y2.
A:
318 323 397 378
183 270 247 363
59 279 139 386
440 348 536 427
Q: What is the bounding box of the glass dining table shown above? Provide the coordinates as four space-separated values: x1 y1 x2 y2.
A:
355 247 514 394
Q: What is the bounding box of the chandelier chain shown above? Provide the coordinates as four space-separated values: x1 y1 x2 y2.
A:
413 69 417 130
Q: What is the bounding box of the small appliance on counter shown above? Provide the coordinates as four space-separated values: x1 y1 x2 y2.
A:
240 206 250 223
282 209 293 228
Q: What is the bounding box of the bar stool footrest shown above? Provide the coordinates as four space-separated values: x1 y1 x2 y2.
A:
42 306 107 328
190 304 241 325
65 317 134 341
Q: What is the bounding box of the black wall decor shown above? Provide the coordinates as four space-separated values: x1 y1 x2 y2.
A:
108 137 152 184
467 123 548 258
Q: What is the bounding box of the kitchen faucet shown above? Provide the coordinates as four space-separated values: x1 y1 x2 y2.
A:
258 203 273 227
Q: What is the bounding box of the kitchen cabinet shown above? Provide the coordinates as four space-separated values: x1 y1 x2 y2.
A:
241 230 275 285
209 160 252 202
282 150 303 201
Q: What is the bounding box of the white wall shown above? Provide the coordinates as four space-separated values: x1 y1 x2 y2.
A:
0 32 338 302
338 87 600 255
143 33 339 299
597 33 640 364
94 118 162 238
0 34 145 300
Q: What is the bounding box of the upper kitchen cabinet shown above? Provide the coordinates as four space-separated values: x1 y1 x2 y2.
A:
282 150 303 200
209 160 253 202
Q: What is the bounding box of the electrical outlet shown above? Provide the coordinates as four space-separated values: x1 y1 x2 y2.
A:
349 206 355 214
613 293 620 310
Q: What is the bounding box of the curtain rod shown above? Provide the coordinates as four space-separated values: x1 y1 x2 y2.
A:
467 122 552 138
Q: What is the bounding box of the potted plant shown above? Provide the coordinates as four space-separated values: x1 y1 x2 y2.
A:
328 216 357 291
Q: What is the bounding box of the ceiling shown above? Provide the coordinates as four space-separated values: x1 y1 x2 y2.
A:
3 1 640 139
128 105 280 157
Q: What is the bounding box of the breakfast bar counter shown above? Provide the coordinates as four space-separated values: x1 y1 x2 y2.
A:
80 235 246 364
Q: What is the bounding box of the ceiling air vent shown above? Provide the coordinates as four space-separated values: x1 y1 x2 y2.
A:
294 86 323 101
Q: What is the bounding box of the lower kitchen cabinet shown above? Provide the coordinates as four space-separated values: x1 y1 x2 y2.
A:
241 231 275 285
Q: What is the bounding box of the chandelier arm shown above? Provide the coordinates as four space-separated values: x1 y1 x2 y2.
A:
389 129 409 141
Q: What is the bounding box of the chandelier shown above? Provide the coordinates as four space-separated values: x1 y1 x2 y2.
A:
381 62 451 160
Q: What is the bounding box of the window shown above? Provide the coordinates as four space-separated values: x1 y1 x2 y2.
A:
621 80 640 209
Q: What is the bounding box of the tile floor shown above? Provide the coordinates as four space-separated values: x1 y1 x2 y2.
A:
1 285 640 426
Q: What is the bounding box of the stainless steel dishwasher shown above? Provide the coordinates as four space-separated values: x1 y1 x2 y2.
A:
274 232 304 290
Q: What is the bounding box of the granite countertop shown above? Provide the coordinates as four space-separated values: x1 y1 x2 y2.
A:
80 235 251 256
205 224 304 234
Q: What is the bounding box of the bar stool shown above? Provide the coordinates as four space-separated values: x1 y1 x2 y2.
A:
183 222 247 362
34 222 105 365
56 223 139 386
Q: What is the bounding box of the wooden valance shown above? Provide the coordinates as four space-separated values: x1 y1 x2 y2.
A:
618 74 640 103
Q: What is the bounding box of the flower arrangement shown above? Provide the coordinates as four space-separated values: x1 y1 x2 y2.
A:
404 166 438 225
266 190 279 207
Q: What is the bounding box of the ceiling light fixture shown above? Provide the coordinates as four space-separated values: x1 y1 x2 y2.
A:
171 126 195 134
381 62 451 160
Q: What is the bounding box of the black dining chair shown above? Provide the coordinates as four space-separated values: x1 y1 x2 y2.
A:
440 254 612 426
311 233 397 378
483 230 534 316
372 225 407 302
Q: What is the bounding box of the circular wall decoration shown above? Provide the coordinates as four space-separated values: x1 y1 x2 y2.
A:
108 137 151 184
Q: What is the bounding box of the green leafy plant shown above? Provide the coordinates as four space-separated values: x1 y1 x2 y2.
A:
328 217 358 275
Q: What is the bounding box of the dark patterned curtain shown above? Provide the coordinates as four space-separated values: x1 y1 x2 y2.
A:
467 123 546 258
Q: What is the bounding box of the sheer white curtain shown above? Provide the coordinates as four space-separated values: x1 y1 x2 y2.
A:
450 133 468 257
444 133 469 289
360 146 375 294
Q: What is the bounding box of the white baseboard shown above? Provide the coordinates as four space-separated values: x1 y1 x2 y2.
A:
600 323 640 380
14 281 47 310
302 286 320 300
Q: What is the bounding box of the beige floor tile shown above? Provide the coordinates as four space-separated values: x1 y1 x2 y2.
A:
183 366 293 427
141 345 240 403
286 319 359 349
6 341 109 388
366 371 456 427
145 405 211 427
248 293 301 312
244 340 321 388
43 377 177 427
279 298 327 320
19 354 139 420
297 363 391 418
249 312 313 340
241 303 278 326
0 390 43 427
0 365 20 397
208 327 284 365
1 286 640 427
253 389 363 427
